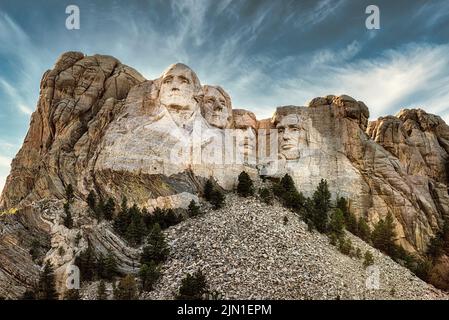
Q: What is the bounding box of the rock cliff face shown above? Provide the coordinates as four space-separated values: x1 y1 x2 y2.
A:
1 52 449 298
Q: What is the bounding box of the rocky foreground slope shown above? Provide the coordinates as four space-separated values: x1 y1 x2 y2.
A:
81 193 445 300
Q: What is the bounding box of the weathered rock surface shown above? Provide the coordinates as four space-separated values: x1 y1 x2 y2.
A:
1 52 449 298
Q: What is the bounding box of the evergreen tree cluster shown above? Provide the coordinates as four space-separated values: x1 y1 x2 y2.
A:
86 190 116 221
138 223 170 292
23 261 58 300
204 178 225 209
113 197 182 246
75 246 119 282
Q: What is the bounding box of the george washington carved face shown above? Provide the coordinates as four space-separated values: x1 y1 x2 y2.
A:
159 63 202 126
276 114 307 160
201 85 232 129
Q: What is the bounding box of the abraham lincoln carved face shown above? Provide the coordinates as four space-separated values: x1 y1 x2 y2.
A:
276 113 307 160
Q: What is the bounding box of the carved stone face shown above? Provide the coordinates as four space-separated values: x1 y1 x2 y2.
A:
236 127 257 159
277 114 307 160
159 64 201 125
202 86 232 129
233 110 257 161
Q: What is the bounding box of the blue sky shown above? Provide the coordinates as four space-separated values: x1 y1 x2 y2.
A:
1 0 449 193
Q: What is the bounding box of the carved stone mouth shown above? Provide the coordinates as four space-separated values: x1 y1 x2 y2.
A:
281 144 295 150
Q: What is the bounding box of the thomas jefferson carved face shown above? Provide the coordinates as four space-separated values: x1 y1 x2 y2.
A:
159 63 202 126
202 86 232 129
277 114 307 160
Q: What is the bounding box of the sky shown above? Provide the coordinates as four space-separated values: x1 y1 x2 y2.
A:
0 0 449 193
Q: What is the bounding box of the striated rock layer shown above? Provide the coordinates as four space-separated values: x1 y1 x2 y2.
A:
1 52 449 297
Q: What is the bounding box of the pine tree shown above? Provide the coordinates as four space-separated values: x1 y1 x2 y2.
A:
95 197 105 221
187 200 201 217
363 251 374 268
311 179 331 233
104 252 118 280
140 224 169 265
125 205 146 246
357 218 371 242
258 187 273 205
87 190 97 211
210 189 225 210
63 202 74 229
139 262 161 292
96 253 106 279
103 197 115 221
65 184 75 203
97 280 107 300
237 171 254 197
175 270 209 300
371 212 396 256
29 239 40 261
37 261 58 300
75 245 96 282
114 198 131 236
204 179 214 201
328 208 345 237
114 275 138 300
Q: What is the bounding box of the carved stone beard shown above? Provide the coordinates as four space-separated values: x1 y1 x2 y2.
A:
164 101 200 129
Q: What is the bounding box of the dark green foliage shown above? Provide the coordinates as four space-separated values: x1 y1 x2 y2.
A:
210 189 225 210
87 190 96 211
428 231 445 259
63 289 80 300
272 174 304 211
237 171 254 197
103 197 115 221
328 208 345 237
29 239 41 261
103 253 118 280
63 203 74 229
310 179 331 233
412 258 432 282
75 245 97 282
363 251 374 267
371 213 396 257
139 261 161 292
65 184 75 203
357 218 371 242
338 237 353 256
176 270 209 300
97 280 107 300
346 212 358 235
126 205 147 246
144 207 183 230
187 200 201 217
36 261 58 300
114 275 138 300
259 187 273 205
204 179 214 201
140 224 169 265
114 200 131 236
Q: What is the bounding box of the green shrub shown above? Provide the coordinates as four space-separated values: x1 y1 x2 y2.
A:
175 270 209 300
237 171 254 197
140 224 169 265
139 261 161 292
363 251 374 268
